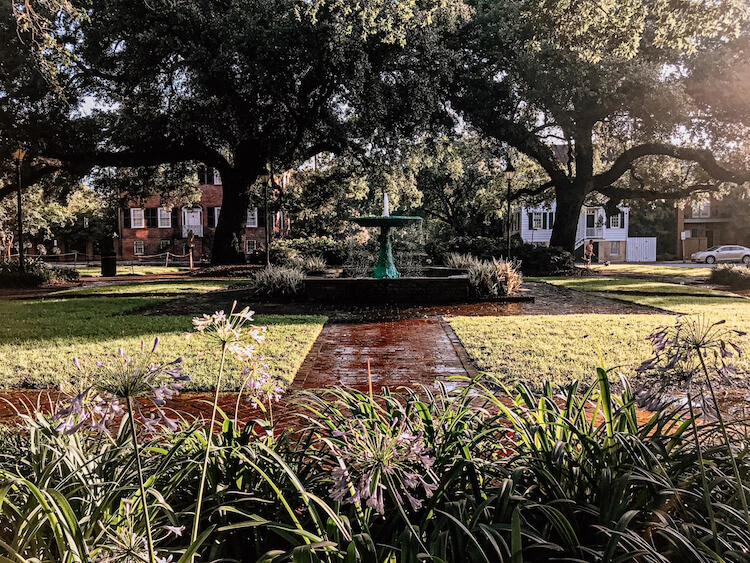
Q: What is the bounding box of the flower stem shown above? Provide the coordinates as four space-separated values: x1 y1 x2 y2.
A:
190 343 227 561
127 396 155 563
699 351 750 535
687 391 718 548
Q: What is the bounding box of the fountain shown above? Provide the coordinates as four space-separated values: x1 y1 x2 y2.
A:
350 193 422 279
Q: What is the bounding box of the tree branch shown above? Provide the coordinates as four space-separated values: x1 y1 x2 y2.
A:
594 143 750 189
597 182 723 202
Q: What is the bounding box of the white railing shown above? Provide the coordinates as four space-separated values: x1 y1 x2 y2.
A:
183 225 203 237
585 227 604 239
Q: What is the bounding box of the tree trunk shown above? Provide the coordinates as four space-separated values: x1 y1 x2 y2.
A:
549 183 587 252
549 125 595 253
212 173 253 265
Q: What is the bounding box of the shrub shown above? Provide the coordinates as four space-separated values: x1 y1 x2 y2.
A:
253 265 304 297
301 254 327 273
0 258 79 288
467 258 523 298
443 252 479 270
269 236 348 266
513 243 575 275
709 263 750 289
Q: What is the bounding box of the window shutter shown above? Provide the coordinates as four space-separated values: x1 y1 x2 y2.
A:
171 208 179 227
207 207 215 228
258 208 265 228
198 166 206 185
542 213 547 230
620 212 625 228
528 213 533 230
124 209 131 229
550 212 554 228
206 167 214 184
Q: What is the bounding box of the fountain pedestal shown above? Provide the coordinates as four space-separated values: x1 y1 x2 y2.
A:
350 216 423 279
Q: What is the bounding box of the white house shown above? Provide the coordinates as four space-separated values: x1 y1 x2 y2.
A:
510 203 632 263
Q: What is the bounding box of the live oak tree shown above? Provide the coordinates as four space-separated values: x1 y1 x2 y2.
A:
452 0 750 252
37 0 466 264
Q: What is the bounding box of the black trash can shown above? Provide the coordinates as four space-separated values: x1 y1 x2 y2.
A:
101 255 117 277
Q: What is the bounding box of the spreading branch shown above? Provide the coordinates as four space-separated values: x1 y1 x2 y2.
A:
594 143 750 190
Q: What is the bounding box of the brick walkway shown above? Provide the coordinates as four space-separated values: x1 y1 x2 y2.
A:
292 318 477 393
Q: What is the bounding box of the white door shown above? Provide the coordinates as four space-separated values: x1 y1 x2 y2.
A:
183 208 203 237
626 237 657 262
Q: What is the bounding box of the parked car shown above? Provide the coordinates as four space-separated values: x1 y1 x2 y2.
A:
690 245 750 264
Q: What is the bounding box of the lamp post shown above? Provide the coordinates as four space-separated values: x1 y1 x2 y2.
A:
12 148 27 274
504 162 516 260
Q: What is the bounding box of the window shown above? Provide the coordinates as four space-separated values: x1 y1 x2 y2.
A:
159 239 171 250
245 240 257 253
247 207 258 228
532 212 543 230
130 208 145 228
692 201 710 218
213 170 222 185
610 241 621 255
133 240 145 255
609 214 621 229
211 207 221 227
158 208 172 228
144 208 158 228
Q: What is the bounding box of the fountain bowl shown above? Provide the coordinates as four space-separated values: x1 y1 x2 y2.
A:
351 216 423 228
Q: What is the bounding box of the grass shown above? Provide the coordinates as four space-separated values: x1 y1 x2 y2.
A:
449 277 750 388
0 285 325 390
590 263 709 279
75 265 191 277
54 280 234 297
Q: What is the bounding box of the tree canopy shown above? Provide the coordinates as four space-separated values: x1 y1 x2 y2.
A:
452 0 750 251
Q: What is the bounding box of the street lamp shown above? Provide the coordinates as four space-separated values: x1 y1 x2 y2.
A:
12 148 27 274
505 161 516 260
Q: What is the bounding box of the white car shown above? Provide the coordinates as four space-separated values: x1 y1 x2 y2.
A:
690 245 750 264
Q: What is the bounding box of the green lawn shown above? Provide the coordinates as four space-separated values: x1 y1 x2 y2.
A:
591 263 709 279
54 280 234 297
0 286 325 390
76 265 191 277
449 278 750 388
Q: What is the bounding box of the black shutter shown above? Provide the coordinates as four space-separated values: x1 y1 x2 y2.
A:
620 212 625 227
171 208 179 227
197 166 206 184
607 214 612 228
550 212 554 228
145 208 158 228
257 208 266 228
206 167 214 184
528 213 533 229
542 213 548 230
123 209 131 229
207 207 215 228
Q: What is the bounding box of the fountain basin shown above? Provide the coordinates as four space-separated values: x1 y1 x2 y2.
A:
350 215 423 279
351 216 423 228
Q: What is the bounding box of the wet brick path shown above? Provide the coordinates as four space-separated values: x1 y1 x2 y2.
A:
292 318 477 393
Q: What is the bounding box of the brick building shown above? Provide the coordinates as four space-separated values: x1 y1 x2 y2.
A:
676 196 750 259
118 171 268 261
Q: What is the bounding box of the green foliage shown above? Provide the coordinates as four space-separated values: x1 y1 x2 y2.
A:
443 252 479 269
512 244 575 275
709 264 750 289
0 258 79 288
467 258 523 298
253 265 305 298
270 237 349 267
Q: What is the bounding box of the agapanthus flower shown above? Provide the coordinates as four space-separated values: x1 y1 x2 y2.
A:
634 315 746 415
53 339 189 435
242 363 284 405
327 419 437 515
191 301 266 359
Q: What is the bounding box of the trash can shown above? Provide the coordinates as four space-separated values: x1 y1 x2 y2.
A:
101 254 117 277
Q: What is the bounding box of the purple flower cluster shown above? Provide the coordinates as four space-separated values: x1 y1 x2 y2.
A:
53 339 190 435
634 316 746 411
242 361 284 405
328 420 437 515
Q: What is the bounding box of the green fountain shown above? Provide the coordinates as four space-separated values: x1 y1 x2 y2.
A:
351 194 422 279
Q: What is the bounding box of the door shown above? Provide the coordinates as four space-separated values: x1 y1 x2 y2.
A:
182 208 203 237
